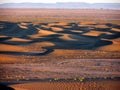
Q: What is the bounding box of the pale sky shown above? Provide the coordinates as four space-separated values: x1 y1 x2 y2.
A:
0 0 120 4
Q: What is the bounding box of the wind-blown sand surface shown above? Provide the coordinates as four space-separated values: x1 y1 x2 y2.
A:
8 80 119 90
0 9 120 90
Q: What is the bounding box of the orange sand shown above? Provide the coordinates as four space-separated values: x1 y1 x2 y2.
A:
10 80 120 90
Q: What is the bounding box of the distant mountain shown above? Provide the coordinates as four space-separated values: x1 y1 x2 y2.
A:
0 2 120 9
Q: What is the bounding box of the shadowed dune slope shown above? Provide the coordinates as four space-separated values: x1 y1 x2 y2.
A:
0 21 120 56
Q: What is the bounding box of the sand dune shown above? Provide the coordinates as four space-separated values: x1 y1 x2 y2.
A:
57 22 70 26
0 21 119 64
0 21 120 85
80 21 97 25
9 80 120 90
0 44 28 52
71 30 83 33
83 31 112 37
0 21 120 56
38 29 57 36
29 29 58 39
48 22 69 27
18 22 33 29
51 27 63 32
97 38 120 51
0 35 12 41
5 38 32 43
40 25 51 30
111 28 120 32
59 34 77 41
18 24 28 29
0 22 120 63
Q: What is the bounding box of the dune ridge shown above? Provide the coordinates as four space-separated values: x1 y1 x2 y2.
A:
0 21 120 50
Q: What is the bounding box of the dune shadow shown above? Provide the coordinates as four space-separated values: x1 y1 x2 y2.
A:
0 21 38 38
0 49 54 56
102 32 120 39
0 37 12 42
43 38 113 50
106 23 120 29
0 83 14 90
0 21 120 56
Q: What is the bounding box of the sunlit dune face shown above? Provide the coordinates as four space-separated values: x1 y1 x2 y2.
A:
98 38 120 51
59 34 77 41
62 25 72 29
47 22 69 27
38 29 57 36
28 33 42 39
37 42 55 47
6 37 32 42
71 30 83 33
40 25 51 30
18 24 28 29
95 25 110 29
111 28 120 32
83 31 112 37
29 28 57 38
47 23 58 27
80 21 97 25
0 35 9 38
0 42 45 52
57 22 69 26
18 22 33 29
51 27 63 32
0 44 27 52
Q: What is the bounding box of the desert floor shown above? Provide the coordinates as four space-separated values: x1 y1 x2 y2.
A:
0 9 120 90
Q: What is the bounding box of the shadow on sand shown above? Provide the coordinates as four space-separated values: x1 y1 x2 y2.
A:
0 21 120 56
0 83 14 90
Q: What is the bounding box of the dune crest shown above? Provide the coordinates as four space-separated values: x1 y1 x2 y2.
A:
39 29 57 36
59 34 77 41
0 21 120 56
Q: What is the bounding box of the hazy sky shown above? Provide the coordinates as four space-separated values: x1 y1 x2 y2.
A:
0 0 120 4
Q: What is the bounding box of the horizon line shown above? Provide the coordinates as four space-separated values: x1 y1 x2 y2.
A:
0 2 120 4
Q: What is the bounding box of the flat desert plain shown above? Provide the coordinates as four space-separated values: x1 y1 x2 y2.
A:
0 9 120 90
